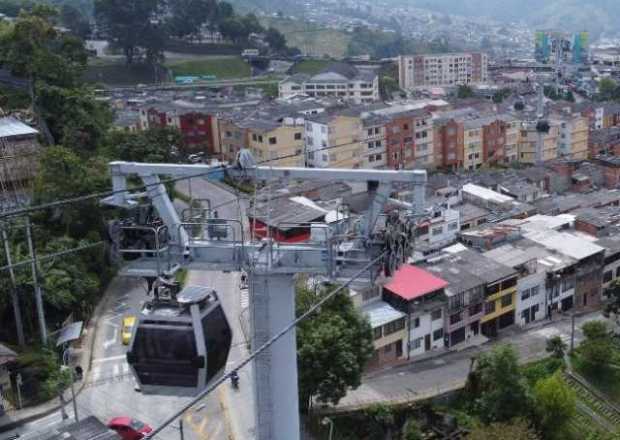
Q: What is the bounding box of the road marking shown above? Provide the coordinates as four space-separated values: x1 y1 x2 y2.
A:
113 364 120 377
122 363 129 375
240 288 249 309
103 328 119 349
184 410 210 438
91 366 102 382
93 354 127 364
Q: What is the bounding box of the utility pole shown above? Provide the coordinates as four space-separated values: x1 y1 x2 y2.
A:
178 419 184 440
570 310 576 352
25 216 47 344
2 227 25 346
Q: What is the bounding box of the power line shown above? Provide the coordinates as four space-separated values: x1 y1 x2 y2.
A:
0 241 104 273
146 250 387 439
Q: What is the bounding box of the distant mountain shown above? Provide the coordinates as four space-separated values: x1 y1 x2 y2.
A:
408 0 620 36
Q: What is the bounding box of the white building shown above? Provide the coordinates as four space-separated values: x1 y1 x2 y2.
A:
279 62 380 104
398 52 489 89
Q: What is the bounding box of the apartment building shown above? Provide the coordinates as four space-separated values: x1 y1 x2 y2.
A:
382 265 448 358
360 113 388 169
244 118 305 167
218 116 248 162
517 121 560 164
363 301 408 369
140 104 218 153
279 63 380 104
398 52 488 89
305 113 362 168
551 111 589 160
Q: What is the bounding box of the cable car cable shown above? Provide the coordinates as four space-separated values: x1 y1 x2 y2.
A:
145 250 387 439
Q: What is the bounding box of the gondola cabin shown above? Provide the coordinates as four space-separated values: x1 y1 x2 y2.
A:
126 285 232 396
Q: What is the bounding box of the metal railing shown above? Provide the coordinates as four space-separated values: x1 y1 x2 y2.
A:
117 224 173 275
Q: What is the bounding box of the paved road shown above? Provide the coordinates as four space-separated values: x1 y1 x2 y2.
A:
176 177 256 440
335 311 604 411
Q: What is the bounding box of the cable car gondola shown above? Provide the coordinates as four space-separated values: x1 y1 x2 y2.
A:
126 284 232 396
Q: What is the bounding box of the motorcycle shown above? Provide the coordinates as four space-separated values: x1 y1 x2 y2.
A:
230 371 239 389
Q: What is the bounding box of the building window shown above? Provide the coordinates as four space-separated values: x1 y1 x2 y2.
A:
384 344 392 353
413 337 423 349
449 312 462 325
431 309 442 321
373 327 382 340
384 318 405 335
484 301 496 315
521 288 530 301
469 302 482 316
530 286 540 296
501 294 512 308
269 137 277 145
252 134 258 141
604 271 613 283
448 222 458 231
432 227 443 236
294 132 302 140
413 317 420 328
433 328 443 341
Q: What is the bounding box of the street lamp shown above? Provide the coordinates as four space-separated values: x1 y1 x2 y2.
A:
321 417 334 440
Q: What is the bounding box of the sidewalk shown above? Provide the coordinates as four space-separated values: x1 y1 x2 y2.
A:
322 310 603 414
0 281 115 433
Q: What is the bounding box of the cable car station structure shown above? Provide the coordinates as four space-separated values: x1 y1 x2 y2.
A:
103 151 428 440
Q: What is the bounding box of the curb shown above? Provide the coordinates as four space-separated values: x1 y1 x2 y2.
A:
0 281 114 434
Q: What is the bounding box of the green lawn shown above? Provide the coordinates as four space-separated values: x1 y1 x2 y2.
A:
260 17 351 58
290 59 332 75
83 62 164 86
166 56 251 79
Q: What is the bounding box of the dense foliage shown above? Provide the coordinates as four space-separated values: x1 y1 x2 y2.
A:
296 283 374 412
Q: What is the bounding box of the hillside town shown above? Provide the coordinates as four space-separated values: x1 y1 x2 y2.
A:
6 0 620 438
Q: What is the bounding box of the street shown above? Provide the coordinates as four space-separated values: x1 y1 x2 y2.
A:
335 311 604 411
4 178 254 440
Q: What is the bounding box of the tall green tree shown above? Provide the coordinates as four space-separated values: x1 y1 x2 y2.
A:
546 335 567 358
106 126 184 163
533 374 576 439
598 77 618 101
94 0 164 65
60 3 91 39
580 320 612 371
167 0 215 39
33 146 110 238
296 283 373 412
265 27 286 53
466 345 532 423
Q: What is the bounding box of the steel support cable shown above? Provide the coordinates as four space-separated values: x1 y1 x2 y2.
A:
146 250 387 439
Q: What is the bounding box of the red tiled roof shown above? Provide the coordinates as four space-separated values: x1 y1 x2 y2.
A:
384 265 448 301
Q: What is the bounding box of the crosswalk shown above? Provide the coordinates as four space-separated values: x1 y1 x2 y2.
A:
87 357 132 387
240 287 249 310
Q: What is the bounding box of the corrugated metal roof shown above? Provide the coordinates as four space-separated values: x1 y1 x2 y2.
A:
362 300 406 328
0 116 38 138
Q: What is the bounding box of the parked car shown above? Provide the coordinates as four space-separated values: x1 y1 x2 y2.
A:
107 417 152 440
121 316 136 345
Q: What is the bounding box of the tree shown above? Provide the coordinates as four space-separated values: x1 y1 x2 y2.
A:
457 85 474 99
94 0 165 65
580 320 612 371
468 419 540 440
60 4 91 39
33 146 110 238
402 418 422 440
37 85 112 152
265 27 287 53
296 283 373 412
598 77 618 101
546 335 567 358
167 0 216 39
106 127 184 163
533 374 576 439
604 280 620 325
364 404 396 440
0 9 88 88
582 320 609 340
467 345 532 423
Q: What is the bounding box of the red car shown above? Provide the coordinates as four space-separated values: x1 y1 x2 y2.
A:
107 417 153 440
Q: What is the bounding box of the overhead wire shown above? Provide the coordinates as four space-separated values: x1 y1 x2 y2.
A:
146 250 387 439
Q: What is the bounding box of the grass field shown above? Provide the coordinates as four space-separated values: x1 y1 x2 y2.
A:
290 59 332 75
83 62 163 86
260 17 351 58
166 56 251 79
